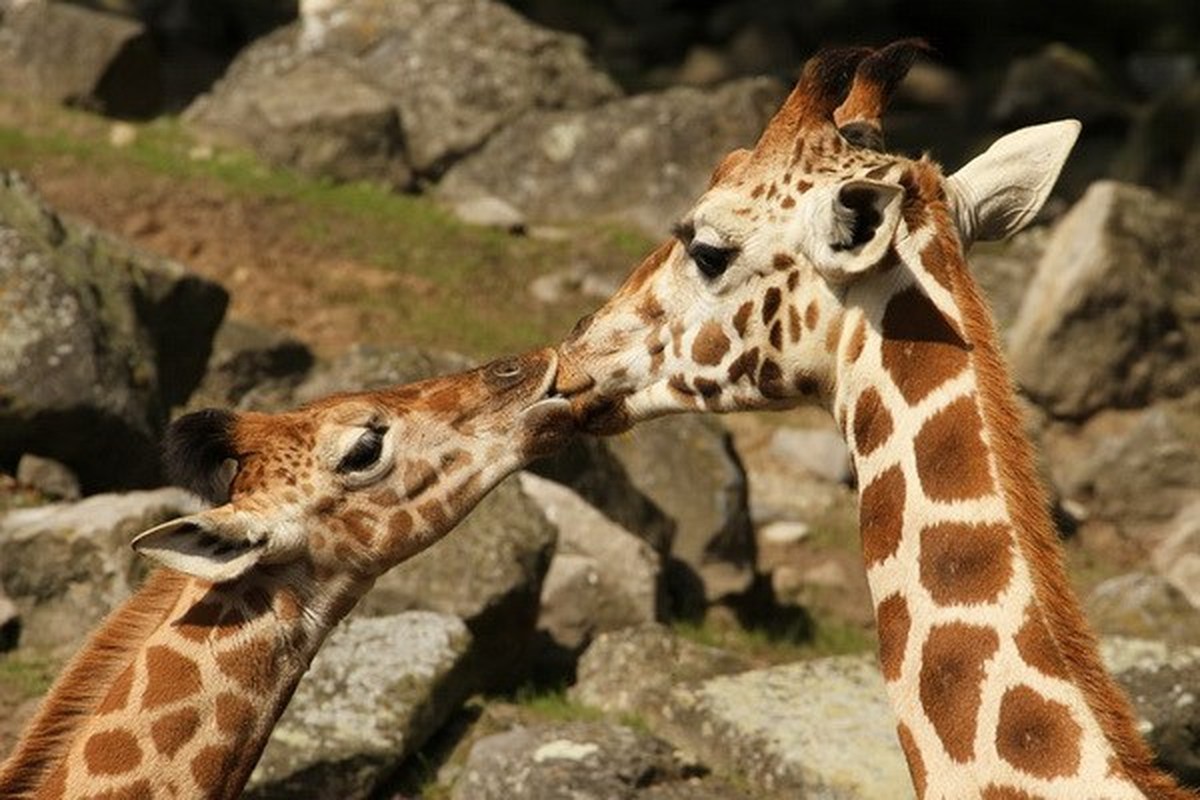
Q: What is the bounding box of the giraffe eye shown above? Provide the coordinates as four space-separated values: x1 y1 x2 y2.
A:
337 427 386 473
689 242 737 279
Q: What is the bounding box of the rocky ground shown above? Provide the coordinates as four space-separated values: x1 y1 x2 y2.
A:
2 1 1200 798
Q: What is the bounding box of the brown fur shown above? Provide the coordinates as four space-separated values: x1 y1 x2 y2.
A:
910 160 1194 798
0 571 191 797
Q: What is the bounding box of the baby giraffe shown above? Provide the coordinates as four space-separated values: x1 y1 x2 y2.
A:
0 348 572 799
556 42 1195 800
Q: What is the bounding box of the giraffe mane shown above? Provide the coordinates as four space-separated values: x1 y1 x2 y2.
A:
911 160 1194 798
0 570 191 797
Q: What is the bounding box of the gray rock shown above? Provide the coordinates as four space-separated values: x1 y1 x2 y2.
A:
0 488 201 652
0 171 228 492
1151 496 1200 611
970 225 1050 337
185 0 618 181
450 721 696 800
530 436 675 559
437 77 787 234
15 454 80 501
355 475 556 688
186 318 314 410
1086 572 1200 647
990 43 1130 129
448 195 527 233
569 624 749 719
1103 637 1200 785
767 427 852 485
1040 394 1200 534
1114 78 1200 203
247 612 472 800
605 415 757 604
664 655 912 798
0 0 160 116
520 473 662 653
1009 182 1200 420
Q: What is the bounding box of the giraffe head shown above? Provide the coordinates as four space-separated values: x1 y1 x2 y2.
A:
556 41 1079 431
132 348 572 583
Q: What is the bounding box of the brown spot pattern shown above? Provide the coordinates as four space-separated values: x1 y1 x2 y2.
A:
773 253 795 270
914 395 995 501
142 645 202 710
876 593 910 681
996 685 1083 779
151 707 201 756
805 300 819 330
769 321 783 350
97 664 135 714
190 745 233 794
982 786 1045 800
896 723 926 799
216 691 255 735
733 302 753 337
846 317 867 363
919 522 1014 606
852 388 892 457
758 358 786 399
215 637 275 691
860 466 905 566
762 287 782 325
788 306 802 342
692 322 731 366
727 348 760 384
84 729 142 775
880 287 969 405
919 622 999 762
824 311 845 353
1015 606 1068 679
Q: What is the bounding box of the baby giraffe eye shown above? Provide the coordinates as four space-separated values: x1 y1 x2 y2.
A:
689 241 738 279
337 427 386 473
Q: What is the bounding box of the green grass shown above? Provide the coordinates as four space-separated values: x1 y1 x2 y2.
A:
0 94 656 359
0 651 57 699
673 608 873 665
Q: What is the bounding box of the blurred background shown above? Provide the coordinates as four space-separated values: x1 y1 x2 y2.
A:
0 1 1198 798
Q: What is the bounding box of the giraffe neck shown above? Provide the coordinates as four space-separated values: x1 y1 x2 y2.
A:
832 219 1188 799
0 566 368 800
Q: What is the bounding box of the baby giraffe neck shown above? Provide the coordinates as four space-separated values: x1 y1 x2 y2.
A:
0 567 367 800
831 227 1190 799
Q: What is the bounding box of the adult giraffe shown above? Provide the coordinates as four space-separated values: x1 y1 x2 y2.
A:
0 349 572 799
555 41 1196 799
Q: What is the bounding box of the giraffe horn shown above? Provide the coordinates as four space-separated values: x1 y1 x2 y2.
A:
755 46 872 155
833 39 931 151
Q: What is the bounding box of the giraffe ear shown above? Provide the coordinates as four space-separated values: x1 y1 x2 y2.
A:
946 119 1081 244
800 178 904 285
132 513 265 583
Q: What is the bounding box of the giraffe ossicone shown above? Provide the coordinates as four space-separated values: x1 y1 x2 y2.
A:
0 349 574 799
557 41 1195 800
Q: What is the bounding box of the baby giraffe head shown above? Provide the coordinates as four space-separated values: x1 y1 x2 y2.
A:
556 41 1079 431
133 348 572 584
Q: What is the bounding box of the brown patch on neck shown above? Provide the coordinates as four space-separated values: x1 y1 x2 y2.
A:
933 204 1192 796
0 570 191 797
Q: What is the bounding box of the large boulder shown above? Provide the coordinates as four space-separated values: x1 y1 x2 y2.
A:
1009 182 1200 420
665 655 912 798
569 624 749 718
990 43 1130 130
449 721 699 800
436 77 787 234
1151 496 1200 611
184 0 618 182
1104 637 1200 785
354 476 556 688
1086 572 1200 647
1040 394 1200 535
0 488 201 653
604 416 757 606
247 612 473 800
519 474 662 654
185 318 314 411
0 0 161 116
0 172 228 492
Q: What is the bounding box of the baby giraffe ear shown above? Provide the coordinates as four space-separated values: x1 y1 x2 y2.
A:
132 513 265 583
946 119 1081 244
800 179 904 285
